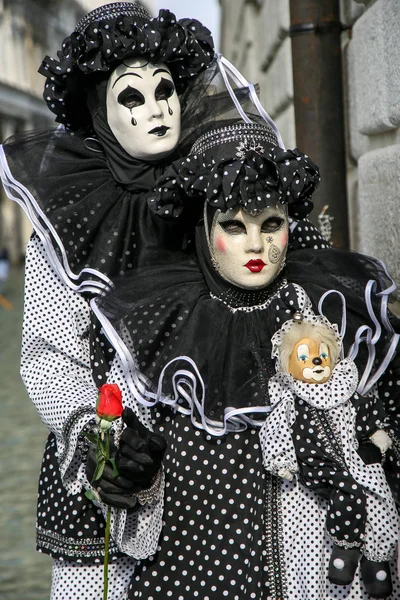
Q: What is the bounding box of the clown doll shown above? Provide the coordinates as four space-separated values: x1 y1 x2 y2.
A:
260 314 399 599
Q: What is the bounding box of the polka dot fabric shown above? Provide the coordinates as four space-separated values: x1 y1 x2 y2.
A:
51 555 135 600
288 217 331 251
377 366 400 505
147 137 321 221
261 358 400 597
22 235 98 480
280 479 400 599
127 410 270 600
289 359 358 410
19 238 400 599
22 236 162 566
37 434 124 564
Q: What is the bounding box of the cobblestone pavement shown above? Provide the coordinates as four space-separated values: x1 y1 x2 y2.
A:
0 267 52 600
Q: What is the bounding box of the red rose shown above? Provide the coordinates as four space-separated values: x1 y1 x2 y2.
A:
96 384 123 422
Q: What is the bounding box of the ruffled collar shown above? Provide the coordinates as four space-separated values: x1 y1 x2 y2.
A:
1 128 177 294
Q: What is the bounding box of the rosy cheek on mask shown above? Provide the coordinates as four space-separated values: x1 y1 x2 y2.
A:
216 235 227 252
280 231 288 247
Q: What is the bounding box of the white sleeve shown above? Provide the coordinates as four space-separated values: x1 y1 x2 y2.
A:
21 236 98 484
22 236 164 558
259 398 298 477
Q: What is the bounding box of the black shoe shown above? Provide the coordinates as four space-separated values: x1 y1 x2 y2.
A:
328 544 361 586
360 556 393 599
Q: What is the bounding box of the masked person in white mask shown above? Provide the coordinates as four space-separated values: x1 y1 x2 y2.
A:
95 120 400 600
106 58 181 160
0 3 217 598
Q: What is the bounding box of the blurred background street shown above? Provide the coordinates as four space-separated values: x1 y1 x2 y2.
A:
0 267 52 600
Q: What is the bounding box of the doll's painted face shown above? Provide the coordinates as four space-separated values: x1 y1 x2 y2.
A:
288 337 332 383
210 204 288 289
106 58 181 160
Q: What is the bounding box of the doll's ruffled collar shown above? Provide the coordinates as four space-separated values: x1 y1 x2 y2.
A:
274 358 358 409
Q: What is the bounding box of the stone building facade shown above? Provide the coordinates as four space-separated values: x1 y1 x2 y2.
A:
219 0 400 293
0 0 86 261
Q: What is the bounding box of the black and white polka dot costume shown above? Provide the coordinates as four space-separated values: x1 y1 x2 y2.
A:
0 6 335 599
260 360 399 564
23 237 400 600
7 77 397 600
94 250 400 600
15 163 329 599
288 217 331 251
22 236 167 598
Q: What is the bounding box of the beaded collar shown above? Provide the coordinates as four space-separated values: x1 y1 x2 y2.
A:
210 277 288 313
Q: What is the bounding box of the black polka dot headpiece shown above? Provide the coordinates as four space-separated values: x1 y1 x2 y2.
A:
39 3 215 130
148 122 320 220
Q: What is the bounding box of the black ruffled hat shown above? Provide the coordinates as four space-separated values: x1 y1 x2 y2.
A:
148 122 321 220
39 2 215 130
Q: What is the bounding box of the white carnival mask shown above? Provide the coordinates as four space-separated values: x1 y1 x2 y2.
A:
210 205 288 290
106 58 181 160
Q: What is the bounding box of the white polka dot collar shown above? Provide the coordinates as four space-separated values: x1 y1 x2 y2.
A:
275 359 358 409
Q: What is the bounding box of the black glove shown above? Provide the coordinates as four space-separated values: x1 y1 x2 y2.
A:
86 442 140 509
116 407 167 486
86 407 166 510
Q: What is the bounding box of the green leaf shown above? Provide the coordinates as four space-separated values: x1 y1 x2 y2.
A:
85 489 95 501
82 433 98 445
93 459 105 482
108 457 119 478
96 442 107 461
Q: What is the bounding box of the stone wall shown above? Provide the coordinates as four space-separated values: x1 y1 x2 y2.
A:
343 0 400 293
219 0 295 148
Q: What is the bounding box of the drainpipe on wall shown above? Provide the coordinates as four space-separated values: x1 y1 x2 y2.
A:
289 0 349 249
